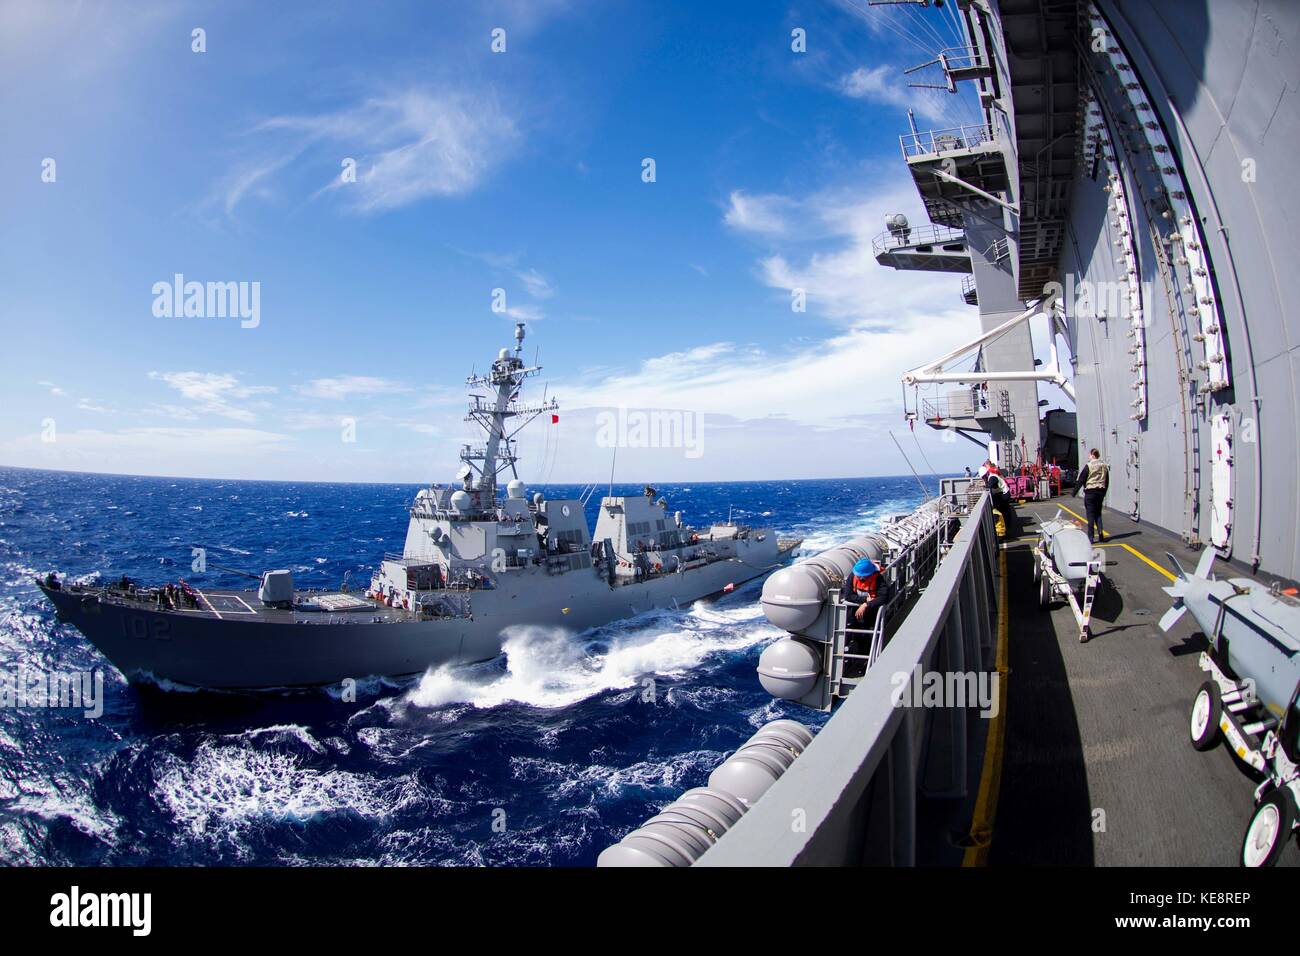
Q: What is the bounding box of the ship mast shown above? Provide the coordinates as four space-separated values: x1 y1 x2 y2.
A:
460 322 557 511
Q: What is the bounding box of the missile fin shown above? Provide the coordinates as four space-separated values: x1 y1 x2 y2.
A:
1158 601 1186 633
1194 548 1216 580
1165 552 1189 581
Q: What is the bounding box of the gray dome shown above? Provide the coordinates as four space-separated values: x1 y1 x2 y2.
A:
760 566 827 633
506 479 526 499
707 750 785 807
449 490 472 513
757 638 821 700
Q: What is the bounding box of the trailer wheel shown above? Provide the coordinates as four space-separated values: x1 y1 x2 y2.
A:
1038 572 1050 608
1189 681 1222 752
1241 788 1296 868
1032 550 1041 582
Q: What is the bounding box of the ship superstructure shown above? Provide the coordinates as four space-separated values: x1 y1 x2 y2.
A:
877 0 1300 580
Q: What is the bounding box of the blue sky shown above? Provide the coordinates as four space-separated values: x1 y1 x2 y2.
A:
0 0 1024 483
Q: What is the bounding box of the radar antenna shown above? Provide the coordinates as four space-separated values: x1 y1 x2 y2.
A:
459 322 557 511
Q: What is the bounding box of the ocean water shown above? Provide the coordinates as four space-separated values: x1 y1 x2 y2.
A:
0 466 927 866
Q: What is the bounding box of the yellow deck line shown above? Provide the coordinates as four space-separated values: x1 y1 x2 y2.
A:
963 547 1009 866
1053 503 1176 582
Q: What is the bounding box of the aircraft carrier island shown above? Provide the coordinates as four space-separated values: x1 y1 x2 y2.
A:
600 0 1300 868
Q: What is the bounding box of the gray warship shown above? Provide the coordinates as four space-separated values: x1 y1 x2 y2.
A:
37 323 799 690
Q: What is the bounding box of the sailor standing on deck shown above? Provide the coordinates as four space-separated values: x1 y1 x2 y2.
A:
979 460 1019 537
1074 448 1110 543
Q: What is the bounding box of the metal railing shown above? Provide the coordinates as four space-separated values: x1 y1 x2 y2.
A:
900 123 997 160
871 223 967 256
960 274 977 304
696 493 998 865
921 387 1006 423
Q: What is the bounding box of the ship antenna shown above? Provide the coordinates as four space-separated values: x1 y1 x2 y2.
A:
608 445 617 500
890 431 933 502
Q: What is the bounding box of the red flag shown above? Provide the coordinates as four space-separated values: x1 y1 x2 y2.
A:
723 582 735 593
551 414 559 424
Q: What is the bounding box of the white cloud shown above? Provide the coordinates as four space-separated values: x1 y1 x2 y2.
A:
517 269 555 299
148 371 276 422
836 65 951 125
37 381 67 398
212 87 519 217
216 153 300 217
503 304 545 322
0 426 294 480
296 376 411 401
542 175 990 438
455 249 556 304
274 88 519 214
723 190 799 237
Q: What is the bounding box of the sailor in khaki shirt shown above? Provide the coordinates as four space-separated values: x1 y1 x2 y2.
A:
1074 448 1110 543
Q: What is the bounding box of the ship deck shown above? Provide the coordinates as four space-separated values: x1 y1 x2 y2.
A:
981 498 1300 866
59 585 406 624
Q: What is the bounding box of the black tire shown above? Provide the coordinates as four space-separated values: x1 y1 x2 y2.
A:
1189 681 1222 751
1241 788 1296 868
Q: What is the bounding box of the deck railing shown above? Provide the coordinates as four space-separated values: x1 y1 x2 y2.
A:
871 223 966 256
696 493 999 865
900 123 997 160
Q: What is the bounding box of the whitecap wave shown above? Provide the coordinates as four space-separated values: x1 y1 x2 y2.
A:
154 736 431 851
404 601 781 711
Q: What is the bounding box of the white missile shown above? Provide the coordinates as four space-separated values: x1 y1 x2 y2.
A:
1159 549 1300 724
1038 511 1101 588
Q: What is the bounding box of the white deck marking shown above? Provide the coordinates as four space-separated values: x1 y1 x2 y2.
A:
196 590 223 620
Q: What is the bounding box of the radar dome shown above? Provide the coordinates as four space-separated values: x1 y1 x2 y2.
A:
449 490 473 513
507 479 526 499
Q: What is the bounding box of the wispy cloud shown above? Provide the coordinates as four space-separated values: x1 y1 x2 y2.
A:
148 371 276 422
547 175 980 430
216 153 302 217
723 190 799 238
836 65 952 125
454 249 557 309
517 268 555 299
295 376 411 401
37 380 67 398
237 88 519 216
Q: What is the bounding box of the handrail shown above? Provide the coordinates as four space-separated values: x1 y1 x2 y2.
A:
871 223 967 256
899 123 997 160
696 492 997 865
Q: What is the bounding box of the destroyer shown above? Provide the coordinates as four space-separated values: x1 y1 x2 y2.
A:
37 324 800 690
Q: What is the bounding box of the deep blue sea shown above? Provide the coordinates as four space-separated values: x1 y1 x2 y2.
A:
0 466 927 866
